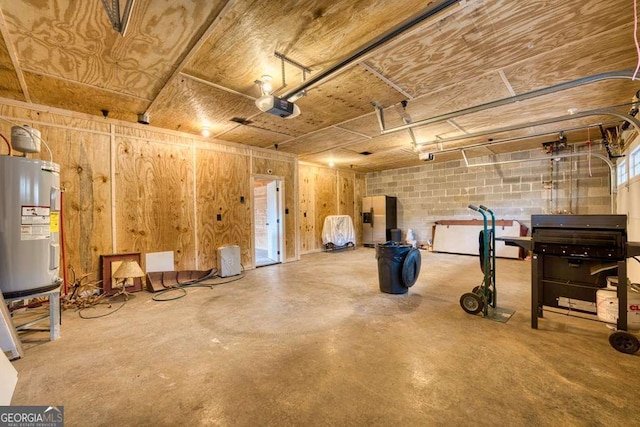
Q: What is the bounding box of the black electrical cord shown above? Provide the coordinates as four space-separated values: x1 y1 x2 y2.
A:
152 273 246 301
152 286 187 302
78 298 127 319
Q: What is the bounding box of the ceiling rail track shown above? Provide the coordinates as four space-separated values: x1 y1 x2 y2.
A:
280 0 463 100
376 70 639 135
428 120 621 155
417 104 639 149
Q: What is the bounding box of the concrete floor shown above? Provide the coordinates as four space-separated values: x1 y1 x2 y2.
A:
8 248 640 426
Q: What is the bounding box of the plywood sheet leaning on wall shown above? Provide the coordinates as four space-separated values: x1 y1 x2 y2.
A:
196 149 252 269
115 138 195 270
252 156 297 261
298 166 316 253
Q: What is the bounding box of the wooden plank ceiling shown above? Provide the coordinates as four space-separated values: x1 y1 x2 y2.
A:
0 0 639 172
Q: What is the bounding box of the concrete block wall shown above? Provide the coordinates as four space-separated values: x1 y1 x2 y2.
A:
366 147 613 245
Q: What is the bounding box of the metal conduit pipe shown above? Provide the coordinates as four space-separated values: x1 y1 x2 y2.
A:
280 0 462 100
378 69 637 135
461 150 616 213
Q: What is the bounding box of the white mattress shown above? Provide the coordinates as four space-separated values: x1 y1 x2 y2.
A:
432 220 523 259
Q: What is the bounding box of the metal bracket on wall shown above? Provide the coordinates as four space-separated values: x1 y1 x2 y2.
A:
101 0 135 36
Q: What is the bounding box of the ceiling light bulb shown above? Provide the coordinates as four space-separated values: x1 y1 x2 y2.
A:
201 127 211 137
567 107 578 115
328 161 335 167
261 75 273 94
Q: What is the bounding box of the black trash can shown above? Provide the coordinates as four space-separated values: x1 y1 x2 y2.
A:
376 242 422 294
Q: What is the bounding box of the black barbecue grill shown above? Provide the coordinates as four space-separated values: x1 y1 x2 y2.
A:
531 214 631 330
499 213 640 353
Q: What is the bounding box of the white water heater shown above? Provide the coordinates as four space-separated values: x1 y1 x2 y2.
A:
0 156 62 298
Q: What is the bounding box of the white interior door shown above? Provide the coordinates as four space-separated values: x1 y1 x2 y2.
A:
266 180 279 261
254 177 284 267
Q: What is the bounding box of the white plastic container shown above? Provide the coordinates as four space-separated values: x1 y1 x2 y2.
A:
217 245 241 277
596 287 640 329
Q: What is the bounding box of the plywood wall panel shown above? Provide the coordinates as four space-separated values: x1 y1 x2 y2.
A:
338 170 355 217
354 173 366 246
56 130 112 279
314 172 337 250
251 157 297 260
196 149 252 269
298 166 316 253
115 138 195 270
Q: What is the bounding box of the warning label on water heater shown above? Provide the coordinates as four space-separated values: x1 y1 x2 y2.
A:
21 205 51 240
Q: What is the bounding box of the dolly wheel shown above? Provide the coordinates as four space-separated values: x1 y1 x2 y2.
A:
472 285 494 305
460 292 484 315
609 331 640 354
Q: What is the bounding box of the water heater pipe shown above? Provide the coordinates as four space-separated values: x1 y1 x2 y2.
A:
60 190 68 295
0 132 10 154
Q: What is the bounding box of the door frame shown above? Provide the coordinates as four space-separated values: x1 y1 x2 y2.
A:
251 174 285 267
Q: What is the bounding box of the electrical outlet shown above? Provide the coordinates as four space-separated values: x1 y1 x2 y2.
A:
216 214 222 221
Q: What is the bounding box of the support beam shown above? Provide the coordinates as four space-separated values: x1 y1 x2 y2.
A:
359 62 415 99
